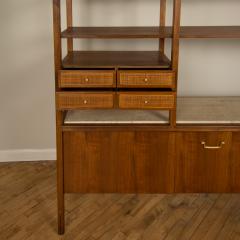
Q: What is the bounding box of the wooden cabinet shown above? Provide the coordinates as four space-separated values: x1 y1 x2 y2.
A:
63 130 175 193
175 132 233 193
64 129 240 194
52 0 240 234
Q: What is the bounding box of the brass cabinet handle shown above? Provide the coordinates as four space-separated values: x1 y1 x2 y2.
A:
201 141 225 149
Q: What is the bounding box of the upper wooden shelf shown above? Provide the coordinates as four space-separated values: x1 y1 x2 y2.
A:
62 51 171 69
61 26 240 39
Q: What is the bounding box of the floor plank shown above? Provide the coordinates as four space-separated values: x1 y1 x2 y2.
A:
0 161 240 240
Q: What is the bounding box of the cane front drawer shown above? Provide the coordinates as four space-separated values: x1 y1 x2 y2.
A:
58 70 116 88
118 92 176 109
118 70 175 88
56 92 115 110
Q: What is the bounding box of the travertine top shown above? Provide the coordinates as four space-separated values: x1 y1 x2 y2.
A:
64 97 240 125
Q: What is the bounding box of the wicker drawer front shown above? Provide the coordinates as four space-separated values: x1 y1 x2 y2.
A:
58 70 116 88
56 92 114 110
118 71 175 88
118 92 176 109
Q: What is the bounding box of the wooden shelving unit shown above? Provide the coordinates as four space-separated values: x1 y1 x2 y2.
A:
53 0 240 235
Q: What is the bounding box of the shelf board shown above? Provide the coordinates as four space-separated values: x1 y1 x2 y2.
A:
64 97 240 125
62 51 171 69
61 26 240 39
180 26 240 39
61 27 172 39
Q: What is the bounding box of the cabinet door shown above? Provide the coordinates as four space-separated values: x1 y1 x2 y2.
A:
133 131 175 193
175 132 232 193
63 130 175 193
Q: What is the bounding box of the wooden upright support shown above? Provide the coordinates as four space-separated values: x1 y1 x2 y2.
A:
159 0 167 53
170 0 181 127
53 0 64 235
66 0 73 52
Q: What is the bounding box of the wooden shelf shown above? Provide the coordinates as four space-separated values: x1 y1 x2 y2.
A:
180 26 240 39
61 26 240 39
61 27 172 39
62 51 171 69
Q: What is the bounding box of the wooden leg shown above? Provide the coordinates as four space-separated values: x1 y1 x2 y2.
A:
56 119 65 234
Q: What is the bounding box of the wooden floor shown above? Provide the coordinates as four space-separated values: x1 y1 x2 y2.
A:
0 162 240 240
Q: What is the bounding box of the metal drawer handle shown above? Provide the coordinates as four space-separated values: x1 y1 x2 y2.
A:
85 78 89 82
201 141 225 149
144 78 148 83
83 100 88 104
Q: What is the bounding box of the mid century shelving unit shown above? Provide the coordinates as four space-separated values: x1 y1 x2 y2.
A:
53 0 240 234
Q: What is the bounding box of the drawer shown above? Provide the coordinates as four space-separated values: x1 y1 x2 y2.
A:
118 92 176 109
118 70 175 88
175 132 233 193
56 92 114 110
58 70 116 88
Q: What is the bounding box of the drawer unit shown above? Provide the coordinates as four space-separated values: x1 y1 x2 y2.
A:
58 70 116 88
118 92 176 109
56 92 115 110
118 70 175 88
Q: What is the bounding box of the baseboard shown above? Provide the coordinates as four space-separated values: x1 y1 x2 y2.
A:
0 149 56 162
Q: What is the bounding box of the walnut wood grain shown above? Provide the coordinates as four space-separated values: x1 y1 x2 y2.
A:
66 0 73 52
56 92 115 110
53 0 64 235
175 132 233 193
58 70 116 88
62 51 171 69
61 26 240 39
159 0 167 52
170 0 181 128
63 130 175 193
117 70 175 88
230 133 240 192
118 92 176 110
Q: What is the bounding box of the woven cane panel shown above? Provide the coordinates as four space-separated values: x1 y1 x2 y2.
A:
118 92 176 109
59 70 116 88
118 71 175 88
57 92 114 109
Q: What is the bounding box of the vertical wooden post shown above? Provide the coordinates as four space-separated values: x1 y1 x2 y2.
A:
170 0 181 127
53 0 64 235
66 0 73 52
159 0 166 53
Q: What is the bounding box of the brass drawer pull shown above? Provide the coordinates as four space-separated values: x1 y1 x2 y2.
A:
201 141 225 149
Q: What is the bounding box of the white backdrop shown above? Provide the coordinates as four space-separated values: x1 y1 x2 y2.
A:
0 0 240 160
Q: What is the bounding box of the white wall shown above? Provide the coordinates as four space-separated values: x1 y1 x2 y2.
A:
0 0 240 160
